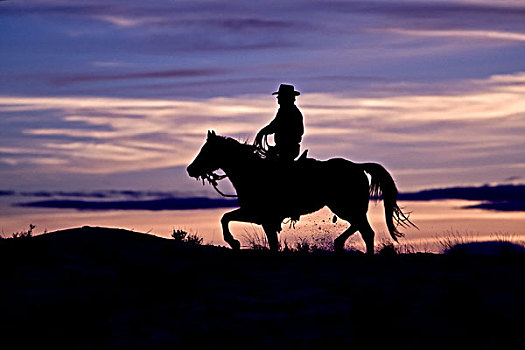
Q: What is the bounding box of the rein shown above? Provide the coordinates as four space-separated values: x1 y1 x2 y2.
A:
255 134 271 158
200 138 263 198
204 172 238 198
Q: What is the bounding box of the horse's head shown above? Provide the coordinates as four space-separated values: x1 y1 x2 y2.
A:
187 130 223 180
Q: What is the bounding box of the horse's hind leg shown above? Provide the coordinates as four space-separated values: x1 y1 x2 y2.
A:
331 208 375 255
358 218 375 255
262 222 280 252
334 225 358 253
329 202 360 252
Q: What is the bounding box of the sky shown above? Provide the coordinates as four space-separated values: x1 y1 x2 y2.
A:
1 0 525 239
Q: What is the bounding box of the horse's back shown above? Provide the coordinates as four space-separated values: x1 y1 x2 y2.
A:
240 155 371 221
292 157 369 198
303 157 366 180
326 157 368 187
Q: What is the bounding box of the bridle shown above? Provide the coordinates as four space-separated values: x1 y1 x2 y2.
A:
198 137 266 198
203 172 238 198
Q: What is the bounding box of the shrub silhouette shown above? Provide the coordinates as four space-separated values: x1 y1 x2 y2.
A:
377 241 398 256
171 229 203 245
10 224 36 239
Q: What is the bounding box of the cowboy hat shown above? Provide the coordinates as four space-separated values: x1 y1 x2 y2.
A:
272 84 300 96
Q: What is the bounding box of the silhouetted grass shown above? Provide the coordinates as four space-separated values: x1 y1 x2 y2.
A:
240 226 362 253
490 231 525 245
240 225 269 250
376 238 419 255
435 229 478 252
293 236 311 253
434 229 525 254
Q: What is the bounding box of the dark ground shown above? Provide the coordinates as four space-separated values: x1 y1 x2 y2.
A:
1 226 524 349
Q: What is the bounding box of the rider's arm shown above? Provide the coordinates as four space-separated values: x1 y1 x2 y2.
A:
263 115 280 133
255 125 269 146
255 116 279 145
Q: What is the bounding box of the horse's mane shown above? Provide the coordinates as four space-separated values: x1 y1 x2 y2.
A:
215 135 261 161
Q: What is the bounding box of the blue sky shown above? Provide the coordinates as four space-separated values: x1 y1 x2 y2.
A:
1 0 524 194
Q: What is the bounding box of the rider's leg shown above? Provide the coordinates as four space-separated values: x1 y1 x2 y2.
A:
276 142 300 162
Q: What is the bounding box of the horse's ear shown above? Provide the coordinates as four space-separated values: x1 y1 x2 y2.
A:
207 130 216 139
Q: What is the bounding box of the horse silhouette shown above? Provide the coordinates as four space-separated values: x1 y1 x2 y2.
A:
187 131 415 254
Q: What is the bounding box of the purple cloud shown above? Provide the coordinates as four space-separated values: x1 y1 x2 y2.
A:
53 68 228 86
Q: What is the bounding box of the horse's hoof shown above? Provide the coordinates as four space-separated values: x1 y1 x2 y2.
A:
334 240 344 253
228 239 241 250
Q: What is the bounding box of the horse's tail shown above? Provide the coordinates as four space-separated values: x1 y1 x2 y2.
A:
361 163 416 242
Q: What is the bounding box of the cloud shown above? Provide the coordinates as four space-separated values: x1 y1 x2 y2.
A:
12 184 525 212
399 184 525 212
315 1 525 22
400 184 525 202
383 28 525 42
95 14 299 31
2 0 523 196
505 176 522 182
1 71 524 194
2 0 524 103
16 197 238 211
0 94 272 173
4 189 191 199
465 201 525 212
53 68 227 86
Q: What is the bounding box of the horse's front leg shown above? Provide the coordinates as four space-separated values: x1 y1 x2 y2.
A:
220 208 256 250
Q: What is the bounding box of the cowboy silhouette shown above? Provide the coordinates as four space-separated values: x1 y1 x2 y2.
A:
255 84 304 162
